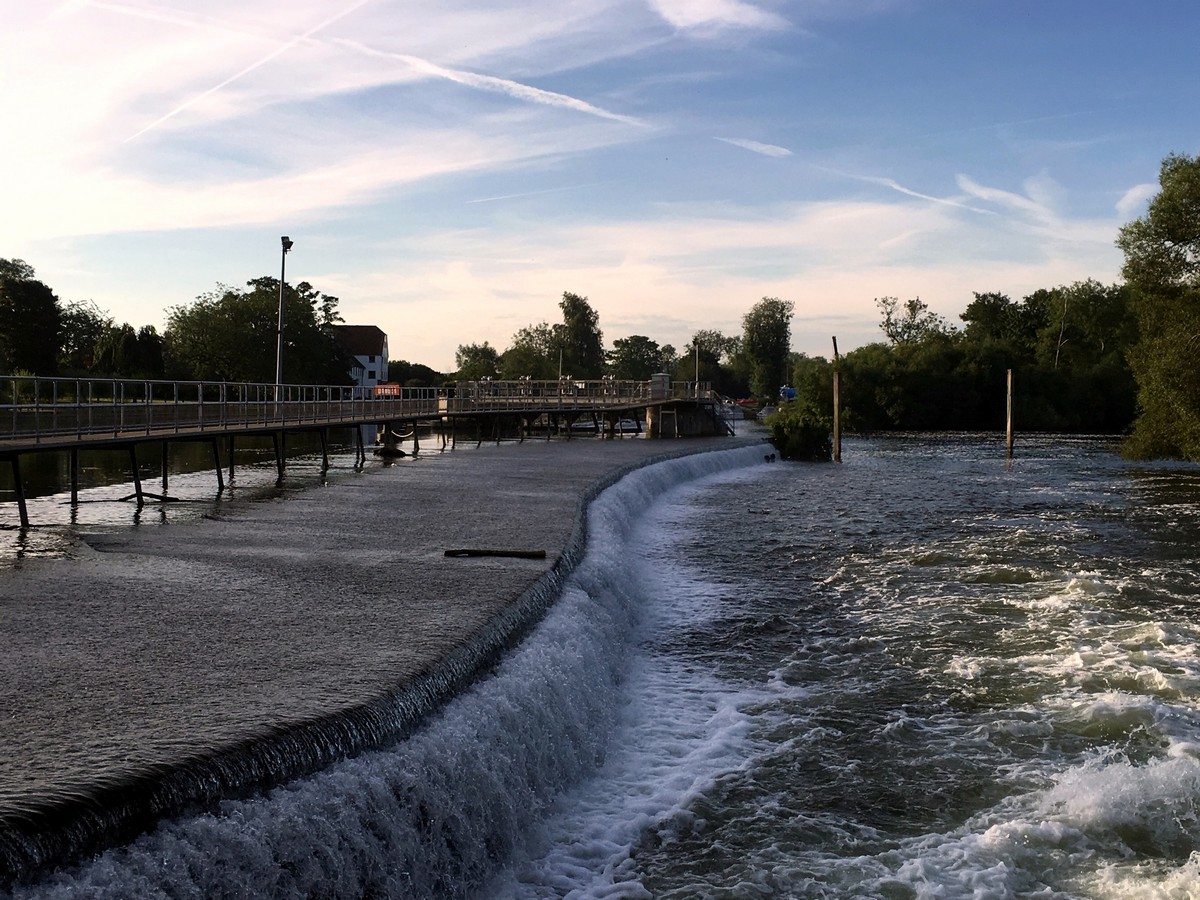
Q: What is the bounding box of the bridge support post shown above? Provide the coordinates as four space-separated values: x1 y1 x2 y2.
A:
272 433 284 480
127 446 144 509
9 456 29 529
411 425 419 455
319 429 330 473
228 436 236 480
161 442 169 495
70 448 79 506
211 439 225 492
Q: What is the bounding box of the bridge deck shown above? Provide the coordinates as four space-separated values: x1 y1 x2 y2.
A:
2 376 719 455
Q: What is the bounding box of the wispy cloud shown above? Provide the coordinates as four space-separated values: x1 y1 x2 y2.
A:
124 0 377 141
1116 182 1156 218
467 181 622 204
649 0 788 31
716 137 792 158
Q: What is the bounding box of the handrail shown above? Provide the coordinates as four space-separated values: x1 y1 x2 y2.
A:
1 376 713 446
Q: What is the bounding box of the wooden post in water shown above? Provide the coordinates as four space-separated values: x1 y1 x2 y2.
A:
161 442 169 495
70 448 79 506
1006 368 1014 460
128 446 144 509
832 336 842 463
211 439 225 492
9 456 29 529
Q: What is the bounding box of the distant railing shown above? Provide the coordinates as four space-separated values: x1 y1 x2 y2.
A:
1 376 712 446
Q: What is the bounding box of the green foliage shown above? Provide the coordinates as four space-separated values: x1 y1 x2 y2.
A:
830 280 1137 434
389 359 447 387
741 297 794 400
0 258 35 282
164 278 349 384
607 335 669 380
93 323 165 378
672 330 747 396
767 403 832 461
878 296 949 345
1117 153 1200 459
501 322 559 379
556 292 605 378
455 342 502 381
58 299 113 373
0 261 62 375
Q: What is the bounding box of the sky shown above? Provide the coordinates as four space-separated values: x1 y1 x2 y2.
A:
2 0 1197 373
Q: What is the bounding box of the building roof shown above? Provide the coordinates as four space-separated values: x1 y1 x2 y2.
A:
331 324 387 358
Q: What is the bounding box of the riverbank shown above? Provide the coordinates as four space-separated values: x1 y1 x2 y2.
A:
0 433 762 888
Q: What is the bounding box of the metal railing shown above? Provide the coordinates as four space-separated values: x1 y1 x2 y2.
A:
1 376 713 446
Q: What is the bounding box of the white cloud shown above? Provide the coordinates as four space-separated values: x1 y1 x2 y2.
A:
1116 183 1157 219
716 137 792 157
648 0 788 30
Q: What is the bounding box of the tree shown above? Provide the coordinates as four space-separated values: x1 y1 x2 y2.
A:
878 296 950 345
607 335 668 380
741 296 794 401
0 258 35 282
455 342 502 381
165 278 349 384
500 323 559 380
555 292 605 378
0 259 62 375
59 299 113 373
389 359 447 387
1116 153 1200 459
93 323 165 378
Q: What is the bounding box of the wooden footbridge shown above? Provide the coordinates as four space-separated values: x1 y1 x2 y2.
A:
1 374 736 528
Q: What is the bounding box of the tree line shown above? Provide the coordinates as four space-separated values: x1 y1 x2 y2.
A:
3 151 1199 459
0 265 352 385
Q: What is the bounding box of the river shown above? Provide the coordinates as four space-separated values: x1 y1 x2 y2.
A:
6 434 1200 898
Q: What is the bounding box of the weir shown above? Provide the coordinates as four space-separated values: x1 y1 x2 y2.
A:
0 437 764 892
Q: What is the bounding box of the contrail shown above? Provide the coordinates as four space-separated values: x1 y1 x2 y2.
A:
810 163 994 215
335 38 646 127
124 0 375 142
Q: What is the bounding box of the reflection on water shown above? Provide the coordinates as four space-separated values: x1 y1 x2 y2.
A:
0 430 387 564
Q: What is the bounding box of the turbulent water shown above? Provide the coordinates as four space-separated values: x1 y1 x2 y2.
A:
10 434 1200 898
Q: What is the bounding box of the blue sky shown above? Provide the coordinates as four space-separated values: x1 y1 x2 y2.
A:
2 0 1195 372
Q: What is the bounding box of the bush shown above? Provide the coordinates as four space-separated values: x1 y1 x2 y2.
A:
766 403 832 461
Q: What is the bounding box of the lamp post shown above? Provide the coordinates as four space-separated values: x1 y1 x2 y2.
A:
275 236 293 398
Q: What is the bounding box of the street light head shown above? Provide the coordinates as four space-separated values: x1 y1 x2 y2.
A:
281 236 294 252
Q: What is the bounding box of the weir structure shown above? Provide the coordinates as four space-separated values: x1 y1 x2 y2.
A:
1 374 736 527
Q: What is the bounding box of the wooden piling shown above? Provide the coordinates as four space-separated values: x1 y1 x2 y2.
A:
319 429 330 473
1006 368 1014 460
272 432 284 480
70 448 79 506
228 436 236 479
9 456 29 529
161 442 169 494
211 439 225 492
832 336 842 463
128 446 144 509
